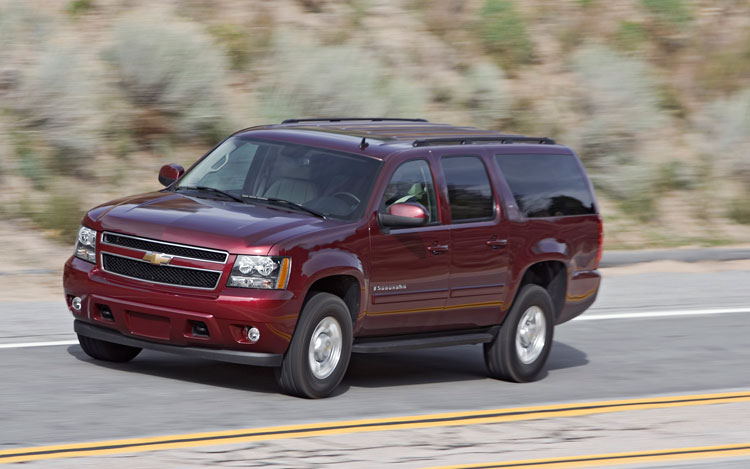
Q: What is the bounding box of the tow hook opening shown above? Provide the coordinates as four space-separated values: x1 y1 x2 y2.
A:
96 304 114 322
191 321 210 337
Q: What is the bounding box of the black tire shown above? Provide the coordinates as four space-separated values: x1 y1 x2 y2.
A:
484 284 554 382
77 334 142 363
277 292 353 398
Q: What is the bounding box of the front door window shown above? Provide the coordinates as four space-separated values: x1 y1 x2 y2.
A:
381 159 439 224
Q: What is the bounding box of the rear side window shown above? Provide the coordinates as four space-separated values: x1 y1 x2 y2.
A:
441 156 494 222
495 154 595 218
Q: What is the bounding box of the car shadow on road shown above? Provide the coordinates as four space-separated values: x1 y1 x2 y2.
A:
66 340 587 395
66 346 285 395
344 341 588 388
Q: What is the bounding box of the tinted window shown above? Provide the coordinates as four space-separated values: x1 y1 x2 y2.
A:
441 156 494 222
495 154 595 218
381 160 439 224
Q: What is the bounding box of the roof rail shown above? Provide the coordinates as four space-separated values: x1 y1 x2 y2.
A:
412 136 556 147
281 117 429 124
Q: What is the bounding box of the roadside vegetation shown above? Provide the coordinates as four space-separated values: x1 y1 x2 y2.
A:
0 0 748 248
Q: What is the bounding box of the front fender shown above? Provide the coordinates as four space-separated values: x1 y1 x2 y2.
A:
298 249 367 329
301 248 366 285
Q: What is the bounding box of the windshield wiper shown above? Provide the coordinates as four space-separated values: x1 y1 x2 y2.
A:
242 195 327 219
176 186 245 204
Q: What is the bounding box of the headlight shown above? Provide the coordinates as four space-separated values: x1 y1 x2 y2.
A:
74 226 97 263
227 255 291 289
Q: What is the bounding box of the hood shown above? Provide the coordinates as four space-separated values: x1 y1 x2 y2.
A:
87 191 334 254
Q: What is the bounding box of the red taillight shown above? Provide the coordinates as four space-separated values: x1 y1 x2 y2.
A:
594 215 604 269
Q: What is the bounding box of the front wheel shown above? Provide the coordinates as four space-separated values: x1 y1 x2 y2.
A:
277 292 353 398
484 284 554 382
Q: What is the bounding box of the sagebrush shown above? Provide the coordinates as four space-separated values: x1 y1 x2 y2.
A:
107 14 229 141
257 35 428 121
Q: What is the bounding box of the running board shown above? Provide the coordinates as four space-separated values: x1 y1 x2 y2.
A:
352 327 498 354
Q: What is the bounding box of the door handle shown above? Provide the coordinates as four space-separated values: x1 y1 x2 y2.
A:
486 239 508 249
427 244 449 255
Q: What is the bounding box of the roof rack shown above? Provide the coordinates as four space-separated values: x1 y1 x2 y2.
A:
281 117 429 124
412 136 556 147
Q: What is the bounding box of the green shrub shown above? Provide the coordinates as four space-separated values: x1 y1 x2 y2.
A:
66 0 95 17
478 0 534 71
26 191 83 241
657 85 687 119
613 21 648 52
13 134 48 189
461 62 511 127
640 0 692 25
107 14 229 142
209 24 252 70
657 160 695 191
257 35 428 121
728 195 750 224
619 190 657 223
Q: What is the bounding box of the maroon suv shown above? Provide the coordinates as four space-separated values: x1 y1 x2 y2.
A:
63 118 602 398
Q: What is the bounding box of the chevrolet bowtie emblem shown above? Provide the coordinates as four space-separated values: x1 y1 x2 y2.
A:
142 252 173 266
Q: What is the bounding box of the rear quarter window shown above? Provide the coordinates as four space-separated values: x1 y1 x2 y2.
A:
495 153 596 218
441 155 494 222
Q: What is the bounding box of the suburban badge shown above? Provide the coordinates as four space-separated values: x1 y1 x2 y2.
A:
373 284 407 292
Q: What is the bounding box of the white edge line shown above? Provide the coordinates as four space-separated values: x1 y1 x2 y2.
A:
1 308 749 348
575 308 750 321
0 340 78 349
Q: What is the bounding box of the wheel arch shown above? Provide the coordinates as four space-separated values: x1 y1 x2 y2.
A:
295 248 366 329
511 260 568 322
302 274 362 329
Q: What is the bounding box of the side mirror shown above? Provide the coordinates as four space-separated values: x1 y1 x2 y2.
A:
158 164 185 187
378 202 429 228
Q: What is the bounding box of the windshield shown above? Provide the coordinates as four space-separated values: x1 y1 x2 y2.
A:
175 136 382 220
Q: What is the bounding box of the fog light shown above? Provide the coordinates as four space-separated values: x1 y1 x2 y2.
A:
246 327 260 343
72 297 82 312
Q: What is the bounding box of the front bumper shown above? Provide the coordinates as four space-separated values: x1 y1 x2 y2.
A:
63 256 302 355
75 320 282 366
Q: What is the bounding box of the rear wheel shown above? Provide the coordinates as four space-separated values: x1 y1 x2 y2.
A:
77 334 142 362
277 292 353 398
484 284 554 382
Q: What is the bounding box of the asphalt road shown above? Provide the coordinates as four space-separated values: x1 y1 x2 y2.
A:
1 267 749 467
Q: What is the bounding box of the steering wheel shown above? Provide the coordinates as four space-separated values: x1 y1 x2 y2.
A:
332 192 360 205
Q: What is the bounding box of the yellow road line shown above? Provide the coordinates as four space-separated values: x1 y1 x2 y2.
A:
427 442 750 468
1 391 749 464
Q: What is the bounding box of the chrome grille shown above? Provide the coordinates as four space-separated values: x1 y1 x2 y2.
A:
102 253 222 290
102 232 228 263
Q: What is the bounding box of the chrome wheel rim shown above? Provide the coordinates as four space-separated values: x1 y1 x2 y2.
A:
308 316 342 379
515 306 547 365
